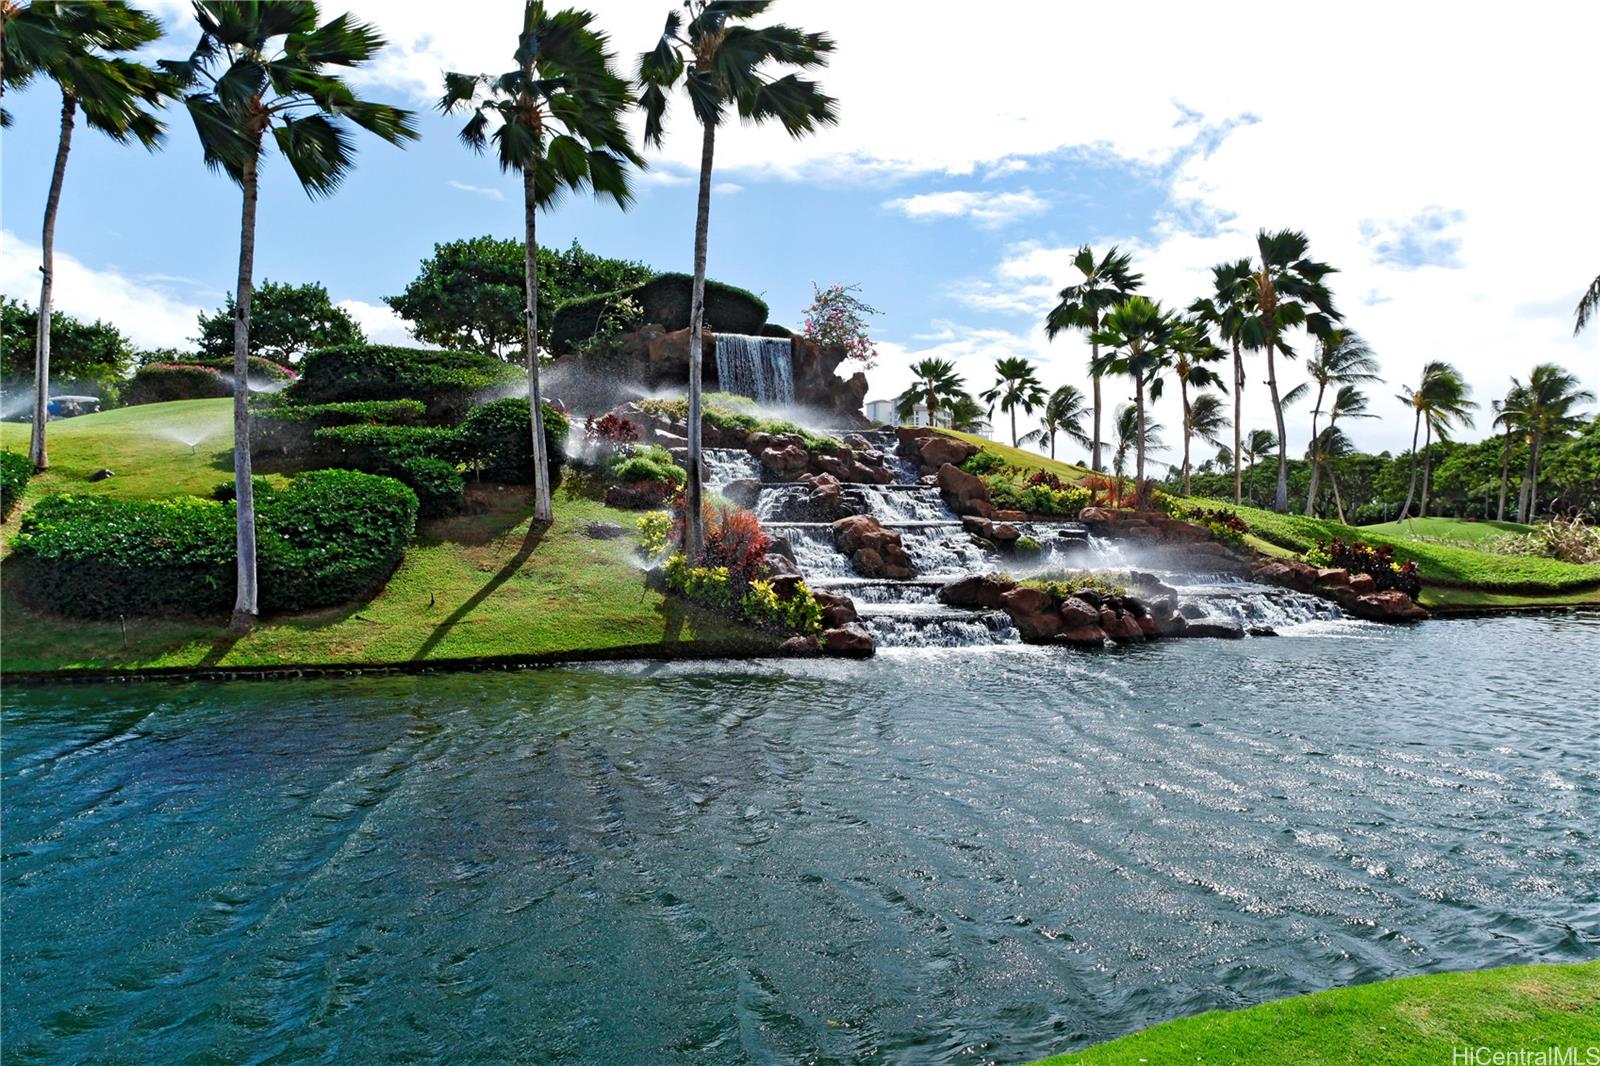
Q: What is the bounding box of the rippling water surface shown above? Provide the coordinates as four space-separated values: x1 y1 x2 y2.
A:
4 615 1598 1063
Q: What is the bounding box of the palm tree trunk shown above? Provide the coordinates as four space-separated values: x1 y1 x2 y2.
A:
684 122 716 558
1303 382 1327 516
1231 338 1243 505
1265 340 1289 511
523 167 551 523
1009 404 1017 448
1496 428 1512 521
1330 460 1346 524
1049 429 1056 461
1399 407 1422 519
1180 379 1192 496
1516 439 1534 523
1089 328 1103 471
30 92 76 473
1528 432 1543 519
229 143 262 629
1134 377 1146 488
1419 420 1433 517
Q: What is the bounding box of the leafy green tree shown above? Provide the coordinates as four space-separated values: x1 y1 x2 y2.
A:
442 2 641 525
637 0 837 558
1540 416 1599 513
1505 363 1593 520
1190 259 1254 504
1020 384 1090 461
1301 329 1379 515
385 236 652 357
1092 296 1177 486
165 0 418 626
1045 245 1143 471
1395 360 1474 519
1239 229 1340 511
895 357 966 425
0 297 135 402
1171 316 1226 495
3 0 172 469
980 356 1047 448
195 279 363 365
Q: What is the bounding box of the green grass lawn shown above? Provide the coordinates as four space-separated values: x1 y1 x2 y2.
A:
2 401 763 674
942 429 1094 480
1364 516 1532 546
1034 961 1600 1065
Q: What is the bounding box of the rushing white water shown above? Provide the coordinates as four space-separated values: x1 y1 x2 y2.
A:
714 334 795 405
703 448 761 492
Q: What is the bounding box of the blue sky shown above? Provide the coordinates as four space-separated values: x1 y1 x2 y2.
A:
3 0 1596 462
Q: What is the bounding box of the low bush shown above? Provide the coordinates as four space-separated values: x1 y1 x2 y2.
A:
984 471 1089 517
636 509 672 557
1169 502 1251 547
9 470 417 618
661 554 822 634
607 444 684 487
1308 538 1422 599
123 364 232 405
251 398 427 458
210 476 276 503
289 344 523 422
1018 569 1129 601
194 355 297 383
2 449 34 519
549 272 768 353
456 398 569 482
312 424 464 516
635 394 840 452
961 450 1007 476
584 412 640 446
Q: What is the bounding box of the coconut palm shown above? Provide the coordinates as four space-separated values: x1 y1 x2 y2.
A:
1044 245 1143 472
4 2 172 472
945 392 988 434
1309 385 1373 520
980 356 1047 448
1020 383 1090 460
1395 361 1474 519
1239 229 1340 511
1575 274 1599 335
1240 428 1276 507
1507 364 1594 521
1184 393 1230 495
442 2 641 526
165 1 417 627
637 0 836 558
1170 316 1226 495
895 357 965 425
1301 329 1379 515
1092 296 1177 487
1490 384 1527 522
1111 402 1164 492
1189 259 1253 503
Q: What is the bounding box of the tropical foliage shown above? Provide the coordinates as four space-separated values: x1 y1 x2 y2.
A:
802 282 879 367
1045 245 1143 471
194 280 364 365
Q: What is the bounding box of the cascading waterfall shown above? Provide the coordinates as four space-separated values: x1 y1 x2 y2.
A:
703 448 761 493
714 334 795 406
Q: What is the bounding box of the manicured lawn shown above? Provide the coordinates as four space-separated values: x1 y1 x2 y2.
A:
1364 515 1532 546
942 429 1094 480
1033 961 1600 1065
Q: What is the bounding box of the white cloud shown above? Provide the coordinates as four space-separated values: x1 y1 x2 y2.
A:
636 167 692 187
713 182 744 196
337 299 414 346
447 179 504 201
883 190 1048 228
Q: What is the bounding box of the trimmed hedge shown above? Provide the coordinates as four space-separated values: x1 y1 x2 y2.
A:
123 364 232 405
312 424 465 516
288 344 523 423
549 272 768 353
2 449 33 519
194 355 296 383
457 398 569 483
251 398 427 458
10 470 417 618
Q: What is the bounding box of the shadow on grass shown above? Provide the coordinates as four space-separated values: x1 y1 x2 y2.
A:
411 519 549 661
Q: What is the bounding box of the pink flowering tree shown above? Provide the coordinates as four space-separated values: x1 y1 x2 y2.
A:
802 283 881 368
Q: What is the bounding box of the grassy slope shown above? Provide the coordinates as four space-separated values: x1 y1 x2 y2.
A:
1035 961 1600 1065
1364 516 1533 545
943 429 1094 480
1 402 761 673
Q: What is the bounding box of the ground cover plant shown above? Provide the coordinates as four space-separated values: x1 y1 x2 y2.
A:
637 393 842 452
1 451 32 520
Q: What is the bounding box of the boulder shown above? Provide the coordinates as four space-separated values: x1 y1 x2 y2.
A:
821 623 876 658
778 635 822 657
990 522 1021 546
1001 586 1065 642
993 509 1027 523
604 479 672 509
584 521 627 540
940 574 1018 610
1054 626 1108 648
1111 612 1146 641
813 589 858 628
1098 607 1119 631
916 434 977 470
936 462 991 517
832 514 915 578
1058 596 1100 628
760 444 810 479
1347 590 1429 623
1184 620 1246 639
1348 572 1377 594
1314 567 1351 589
961 515 994 539
721 478 762 509
764 552 802 579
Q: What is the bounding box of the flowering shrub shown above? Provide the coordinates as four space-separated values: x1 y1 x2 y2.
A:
1316 538 1422 599
585 413 640 446
636 510 672 557
662 555 824 633
702 502 771 581
1082 473 1135 508
1171 503 1251 547
983 471 1089 517
801 282 880 368
663 554 735 608
1026 470 1068 490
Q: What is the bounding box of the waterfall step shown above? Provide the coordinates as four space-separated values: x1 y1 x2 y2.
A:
765 520 963 530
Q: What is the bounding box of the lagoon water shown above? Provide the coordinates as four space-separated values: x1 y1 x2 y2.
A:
4 615 1598 1063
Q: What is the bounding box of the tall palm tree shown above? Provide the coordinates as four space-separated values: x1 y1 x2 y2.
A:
1189 259 1253 504
1395 361 1473 519
1184 392 1230 496
166 1 417 628
895 357 965 425
1309 385 1373 520
443 2 640 525
1241 428 1276 507
1491 384 1527 522
945 391 988 434
980 356 1047 447
1044 245 1143 472
1508 363 1594 521
4 1 171 472
1575 274 1599 335
1092 296 1176 488
1301 329 1379 515
1111 402 1164 494
1239 229 1340 511
637 0 836 558
1170 316 1225 496
1020 383 1090 460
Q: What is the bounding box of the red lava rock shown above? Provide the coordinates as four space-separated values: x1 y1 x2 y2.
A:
778 635 822 657
1058 596 1100 628
1054 625 1108 647
1001 586 1065 642
821 623 876 658
1348 572 1376 594
1348 590 1429 623
1315 567 1351 588
936 462 991 516
760 443 810 479
917 434 977 469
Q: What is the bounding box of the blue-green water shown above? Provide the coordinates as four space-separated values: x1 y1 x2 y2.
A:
4 615 1598 1063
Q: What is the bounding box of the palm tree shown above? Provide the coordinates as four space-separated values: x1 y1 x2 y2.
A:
1575 274 1599 335
637 0 836 559
1111 402 1164 496
1044 245 1143 471
1239 229 1340 511
1092 296 1177 488
1184 392 1230 495
1395 361 1474 519
1170 316 1225 495
4 2 171 472
1301 329 1379 515
980 357 1048 447
1240 428 1276 507
1508 364 1594 521
1020 383 1090 460
1491 384 1527 522
442 2 640 526
945 391 988 434
895 357 965 425
1190 259 1253 504
1309 385 1373 520
166 1 417 627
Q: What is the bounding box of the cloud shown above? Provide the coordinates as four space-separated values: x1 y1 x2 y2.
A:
637 168 692 187
883 190 1048 228
713 182 744 195
1359 207 1466 270
447 179 504 201
337 299 414 346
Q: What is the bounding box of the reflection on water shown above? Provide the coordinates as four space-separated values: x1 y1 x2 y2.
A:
3 614 1598 1064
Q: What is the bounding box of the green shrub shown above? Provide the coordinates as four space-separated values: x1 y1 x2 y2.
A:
251 398 427 458
393 455 464 517
2 450 34 519
1019 570 1129 601
11 470 417 618
312 424 465 516
123 364 232 405
456 397 569 483
289 344 522 422
741 577 823 633
549 272 768 353
608 444 684 485
193 355 296 383
984 472 1089 516
636 510 672 557
210 476 276 503
961 450 1007 476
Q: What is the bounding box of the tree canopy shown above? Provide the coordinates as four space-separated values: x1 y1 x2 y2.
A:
1 297 135 400
194 280 364 365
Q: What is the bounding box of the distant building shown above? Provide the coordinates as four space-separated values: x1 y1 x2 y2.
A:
864 398 989 438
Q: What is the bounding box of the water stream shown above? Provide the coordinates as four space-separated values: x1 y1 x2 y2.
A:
714 334 795 406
